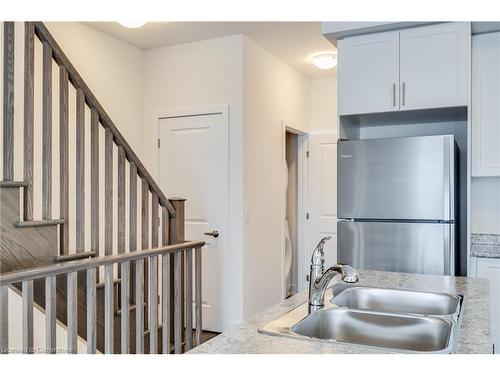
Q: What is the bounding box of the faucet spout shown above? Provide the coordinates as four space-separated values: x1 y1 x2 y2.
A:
308 237 359 313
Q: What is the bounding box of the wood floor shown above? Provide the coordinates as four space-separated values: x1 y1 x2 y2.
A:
200 330 219 344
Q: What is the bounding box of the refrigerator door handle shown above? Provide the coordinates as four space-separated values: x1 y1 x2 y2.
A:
443 225 454 276
443 136 453 222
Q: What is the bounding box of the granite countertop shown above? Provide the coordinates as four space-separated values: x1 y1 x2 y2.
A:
189 270 491 354
471 233 500 258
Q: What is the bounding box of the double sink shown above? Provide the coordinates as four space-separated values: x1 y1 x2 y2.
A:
259 284 463 353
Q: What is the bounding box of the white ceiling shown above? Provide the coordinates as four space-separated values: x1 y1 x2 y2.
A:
84 22 337 79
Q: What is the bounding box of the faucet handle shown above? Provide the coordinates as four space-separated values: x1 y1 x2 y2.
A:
311 236 332 266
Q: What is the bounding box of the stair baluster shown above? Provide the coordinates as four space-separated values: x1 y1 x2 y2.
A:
0 286 8 354
42 41 52 220
59 65 69 255
67 272 78 353
3 22 14 181
45 275 56 353
22 280 34 353
23 22 34 221
86 267 97 354
120 261 130 354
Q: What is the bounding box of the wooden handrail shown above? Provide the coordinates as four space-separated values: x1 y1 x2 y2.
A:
0 241 204 285
30 22 176 217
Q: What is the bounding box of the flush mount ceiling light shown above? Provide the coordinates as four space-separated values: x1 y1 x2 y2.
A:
312 53 337 70
118 21 147 29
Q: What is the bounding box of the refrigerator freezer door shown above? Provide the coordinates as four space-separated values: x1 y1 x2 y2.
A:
338 221 455 276
338 135 455 221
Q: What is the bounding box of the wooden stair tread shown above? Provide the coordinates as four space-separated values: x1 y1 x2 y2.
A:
115 302 147 316
53 251 96 262
0 180 28 188
15 219 65 228
96 278 121 289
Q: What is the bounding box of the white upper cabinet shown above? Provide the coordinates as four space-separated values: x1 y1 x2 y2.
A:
338 31 400 116
472 32 500 176
400 23 469 111
338 22 469 116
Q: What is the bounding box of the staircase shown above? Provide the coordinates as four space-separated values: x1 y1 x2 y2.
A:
0 22 204 354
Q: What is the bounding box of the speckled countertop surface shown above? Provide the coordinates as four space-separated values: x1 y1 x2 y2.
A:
189 270 491 354
471 233 500 259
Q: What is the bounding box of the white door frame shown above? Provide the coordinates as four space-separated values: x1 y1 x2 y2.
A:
281 120 309 297
155 105 230 329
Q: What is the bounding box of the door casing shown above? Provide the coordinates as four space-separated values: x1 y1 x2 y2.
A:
281 121 309 296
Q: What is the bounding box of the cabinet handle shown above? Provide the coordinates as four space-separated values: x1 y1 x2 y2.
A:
402 82 406 106
392 83 396 107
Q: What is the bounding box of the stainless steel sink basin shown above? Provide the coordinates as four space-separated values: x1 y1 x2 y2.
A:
292 307 453 353
332 286 462 318
258 286 463 353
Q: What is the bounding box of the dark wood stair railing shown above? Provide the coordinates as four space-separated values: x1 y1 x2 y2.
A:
1 21 202 354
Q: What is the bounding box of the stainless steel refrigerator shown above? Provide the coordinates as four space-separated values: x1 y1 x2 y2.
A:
337 135 458 276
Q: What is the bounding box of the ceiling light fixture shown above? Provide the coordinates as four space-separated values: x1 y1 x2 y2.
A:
312 53 337 70
118 21 146 29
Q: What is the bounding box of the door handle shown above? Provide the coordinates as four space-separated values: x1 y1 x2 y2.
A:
402 82 406 106
204 230 219 238
392 82 396 107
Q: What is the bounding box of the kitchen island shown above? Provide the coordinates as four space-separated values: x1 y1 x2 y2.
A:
189 270 491 354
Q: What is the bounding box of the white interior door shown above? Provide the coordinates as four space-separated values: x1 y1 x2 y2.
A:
308 133 338 269
158 110 228 332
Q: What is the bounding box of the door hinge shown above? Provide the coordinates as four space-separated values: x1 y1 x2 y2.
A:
157 138 160 148
306 274 309 282
306 151 310 158
306 213 310 220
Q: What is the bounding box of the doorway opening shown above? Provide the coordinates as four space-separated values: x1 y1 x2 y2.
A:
282 123 308 298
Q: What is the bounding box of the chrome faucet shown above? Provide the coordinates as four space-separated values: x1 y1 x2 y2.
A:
308 236 359 313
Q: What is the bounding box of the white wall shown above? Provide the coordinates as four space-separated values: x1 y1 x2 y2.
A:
143 35 245 328
243 36 310 318
45 22 145 157
309 76 338 134
471 178 500 234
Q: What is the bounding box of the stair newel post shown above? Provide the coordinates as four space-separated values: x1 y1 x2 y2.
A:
168 198 185 354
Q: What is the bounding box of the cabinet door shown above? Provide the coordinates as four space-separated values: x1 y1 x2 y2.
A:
400 22 469 111
472 32 500 176
477 258 500 352
338 31 400 115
